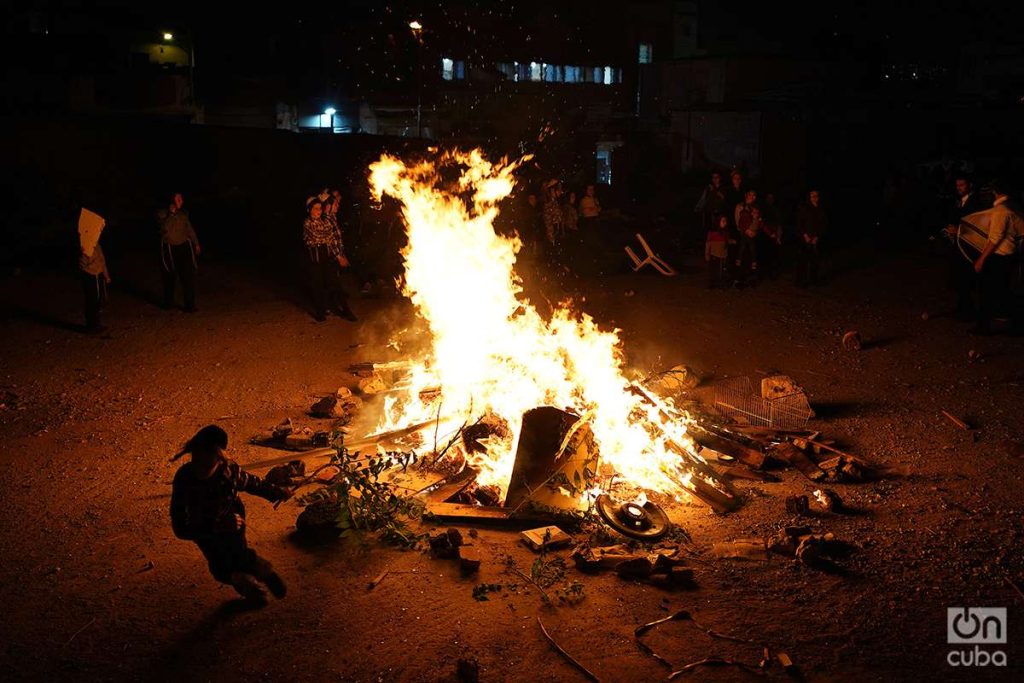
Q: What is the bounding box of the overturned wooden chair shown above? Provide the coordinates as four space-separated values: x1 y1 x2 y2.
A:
625 233 677 276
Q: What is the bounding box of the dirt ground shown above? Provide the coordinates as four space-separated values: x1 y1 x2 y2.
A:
1 245 1023 682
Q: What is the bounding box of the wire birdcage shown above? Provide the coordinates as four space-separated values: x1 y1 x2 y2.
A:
711 376 813 429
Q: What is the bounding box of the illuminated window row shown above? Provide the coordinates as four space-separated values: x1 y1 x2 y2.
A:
442 58 622 85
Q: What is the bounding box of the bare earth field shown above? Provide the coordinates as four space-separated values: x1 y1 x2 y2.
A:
1 247 1022 682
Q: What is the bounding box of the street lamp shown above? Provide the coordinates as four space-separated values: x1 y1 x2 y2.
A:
161 30 197 118
409 21 424 136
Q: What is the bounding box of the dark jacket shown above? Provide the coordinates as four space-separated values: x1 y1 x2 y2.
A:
949 192 988 225
724 183 746 223
171 459 286 541
797 203 828 239
695 183 726 215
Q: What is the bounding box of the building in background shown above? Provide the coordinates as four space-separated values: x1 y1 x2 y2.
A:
4 0 1023 197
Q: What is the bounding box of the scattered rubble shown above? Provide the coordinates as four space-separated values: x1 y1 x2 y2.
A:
295 498 343 538
309 387 363 423
711 539 770 561
521 526 572 552
458 547 482 575
471 583 502 601
812 488 844 513
772 526 853 570
572 543 695 587
816 454 870 482
265 459 305 487
425 527 485 574
367 570 389 590
842 330 862 351
786 494 810 515
429 527 463 559
272 418 293 439
252 420 331 451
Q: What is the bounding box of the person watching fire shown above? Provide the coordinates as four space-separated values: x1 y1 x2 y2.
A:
303 197 357 323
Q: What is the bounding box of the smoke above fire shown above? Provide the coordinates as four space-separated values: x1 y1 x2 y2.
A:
368 149 703 502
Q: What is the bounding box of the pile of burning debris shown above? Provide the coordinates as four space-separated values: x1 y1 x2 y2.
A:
233 148 910 679
239 361 884 679
244 360 884 578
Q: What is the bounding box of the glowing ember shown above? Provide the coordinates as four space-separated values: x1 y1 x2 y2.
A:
368 149 714 504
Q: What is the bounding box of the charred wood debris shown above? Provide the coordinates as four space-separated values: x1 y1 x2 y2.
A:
241 361 904 679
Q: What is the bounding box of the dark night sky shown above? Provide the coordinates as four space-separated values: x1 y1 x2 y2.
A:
5 0 1022 105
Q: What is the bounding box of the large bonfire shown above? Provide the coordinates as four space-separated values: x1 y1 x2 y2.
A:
367 149 715 506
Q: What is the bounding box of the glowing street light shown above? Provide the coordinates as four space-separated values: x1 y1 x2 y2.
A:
163 32 174 41
408 20 423 31
324 107 337 116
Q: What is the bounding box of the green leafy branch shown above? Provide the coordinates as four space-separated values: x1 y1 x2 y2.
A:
298 447 426 548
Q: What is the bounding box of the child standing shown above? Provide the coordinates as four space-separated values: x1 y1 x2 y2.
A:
705 214 730 288
170 425 291 604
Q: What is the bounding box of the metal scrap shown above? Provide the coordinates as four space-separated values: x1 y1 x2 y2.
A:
634 609 766 677
538 617 601 682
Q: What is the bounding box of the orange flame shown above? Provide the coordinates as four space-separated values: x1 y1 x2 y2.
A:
368 149 704 501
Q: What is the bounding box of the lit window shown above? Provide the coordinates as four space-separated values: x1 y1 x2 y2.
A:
638 43 653 64
497 62 515 81
530 62 541 81
596 148 612 184
564 66 581 83
441 58 454 80
603 66 614 84
543 63 562 82
592 67 603 83
454 60 465 80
